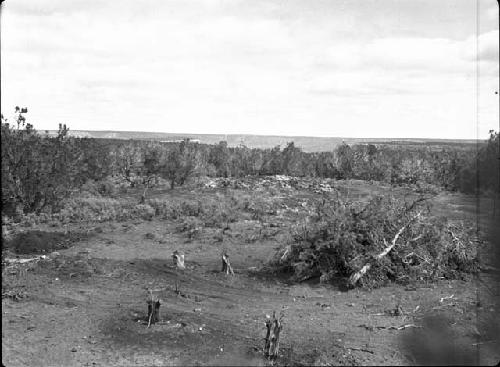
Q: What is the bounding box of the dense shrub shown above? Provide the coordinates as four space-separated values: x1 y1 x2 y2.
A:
2 108 496 221
1 123 112 217
54 197 126 223
269 195 479 288
177 216 204 240
146 198 180 219
458 130 499 195
131 204 155 221
147 198 204 219
5 230 71 255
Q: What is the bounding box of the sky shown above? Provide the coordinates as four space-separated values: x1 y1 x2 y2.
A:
1 0 498 139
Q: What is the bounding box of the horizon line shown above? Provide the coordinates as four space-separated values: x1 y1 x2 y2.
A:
40 129 484 142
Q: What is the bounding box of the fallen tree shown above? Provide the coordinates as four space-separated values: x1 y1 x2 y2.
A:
268 194 478 288
348 211 422 287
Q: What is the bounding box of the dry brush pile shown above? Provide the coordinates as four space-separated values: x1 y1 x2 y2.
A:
269 194 479 288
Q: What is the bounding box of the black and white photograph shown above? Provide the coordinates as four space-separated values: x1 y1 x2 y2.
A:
1 0 499 365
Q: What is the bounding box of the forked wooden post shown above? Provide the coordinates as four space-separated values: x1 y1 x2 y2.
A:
221 252 235 275
146 290 161 327
264 310 284 361
264 315 272 356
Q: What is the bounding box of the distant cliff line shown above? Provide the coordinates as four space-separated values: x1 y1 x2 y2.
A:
41 130 479 153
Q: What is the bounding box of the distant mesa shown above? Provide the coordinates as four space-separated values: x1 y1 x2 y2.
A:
42 130 92 138
39 130 478 152
161 139 201 144
70 131 93 138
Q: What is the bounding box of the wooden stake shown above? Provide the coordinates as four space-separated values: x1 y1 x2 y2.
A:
264 310 284 360
146 290 161 327
221 252 235 275
172 250 185 270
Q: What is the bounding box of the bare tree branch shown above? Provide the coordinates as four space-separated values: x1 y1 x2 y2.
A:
349 211 422 287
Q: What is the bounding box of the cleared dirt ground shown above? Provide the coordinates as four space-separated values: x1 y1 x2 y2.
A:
2 180 499 366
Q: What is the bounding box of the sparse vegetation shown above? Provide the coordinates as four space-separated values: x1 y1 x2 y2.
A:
3 109 496 222
2 108 498 366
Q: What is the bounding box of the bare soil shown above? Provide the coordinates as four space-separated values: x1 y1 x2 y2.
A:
2 181 499 366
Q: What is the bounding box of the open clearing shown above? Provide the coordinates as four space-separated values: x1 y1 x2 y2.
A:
2 179 499 366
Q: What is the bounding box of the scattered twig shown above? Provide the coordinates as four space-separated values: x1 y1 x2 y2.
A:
439 294 454 303
432 303 455 310
448 229 462 244
279 245 291 264
358 324 387 331
346 346 374 354
389 323 420 331
472 340 497 346
359 323 420 331
403 251 430 264
407 234 424 243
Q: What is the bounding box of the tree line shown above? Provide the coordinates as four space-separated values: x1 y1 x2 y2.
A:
2 108 498 217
